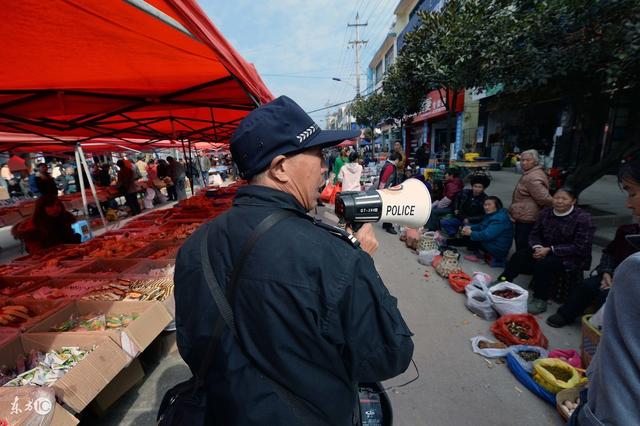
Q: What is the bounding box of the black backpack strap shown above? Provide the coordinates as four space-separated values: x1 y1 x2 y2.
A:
199 209 326 426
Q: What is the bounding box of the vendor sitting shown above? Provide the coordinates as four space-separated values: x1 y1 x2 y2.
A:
440 174 490 236
446 196 513 266
497 188 596 314
425 168 463 231
11 194 81 254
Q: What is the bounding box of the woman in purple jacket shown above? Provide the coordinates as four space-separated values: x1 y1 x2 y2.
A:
498 188 596 314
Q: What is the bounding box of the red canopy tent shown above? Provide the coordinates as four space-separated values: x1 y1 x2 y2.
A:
0 0 272 147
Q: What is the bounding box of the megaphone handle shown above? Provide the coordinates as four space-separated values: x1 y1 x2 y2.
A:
348 222 363 233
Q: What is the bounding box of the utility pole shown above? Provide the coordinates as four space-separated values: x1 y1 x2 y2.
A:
348 13 367 97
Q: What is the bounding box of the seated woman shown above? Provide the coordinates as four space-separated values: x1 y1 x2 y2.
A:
426 168 463 231
446 196 513 266
498 188 596 314
12 194 81 254
440 174 490 236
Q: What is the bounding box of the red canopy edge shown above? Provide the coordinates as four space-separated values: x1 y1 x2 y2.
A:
0 0 272 147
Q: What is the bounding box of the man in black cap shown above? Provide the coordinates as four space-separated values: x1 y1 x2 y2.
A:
173 96 414 425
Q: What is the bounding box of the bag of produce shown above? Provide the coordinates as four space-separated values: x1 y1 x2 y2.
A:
417 249 439 266
449 271 472 293
470 335 509 358
491 314 549 348
464 288 497 321
464 272 492 296
489 281 528 315
548 349 582 369
532 358 583 394
508 345 549 373
506 351 556 406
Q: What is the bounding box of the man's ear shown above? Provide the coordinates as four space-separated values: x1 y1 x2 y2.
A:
267 155 290 183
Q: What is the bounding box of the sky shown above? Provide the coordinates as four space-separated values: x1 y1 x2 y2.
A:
200 0 399 128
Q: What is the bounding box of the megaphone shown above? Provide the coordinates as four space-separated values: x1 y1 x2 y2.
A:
335 178 431 229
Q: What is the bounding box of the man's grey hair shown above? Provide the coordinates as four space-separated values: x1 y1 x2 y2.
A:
521 149 540 164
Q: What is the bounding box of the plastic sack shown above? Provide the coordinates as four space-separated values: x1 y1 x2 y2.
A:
506 352 556 406
470 335 510 358
508 345 549 373
491 314 549 348
465 288 498 321
532 358 583 394
418 249 439 266
320 181 334 202
548 349 582 369
489 281 529 315
405 227 421 250
449 271 472 293
465 272 493 296
431 255 442 269
329 182 342 205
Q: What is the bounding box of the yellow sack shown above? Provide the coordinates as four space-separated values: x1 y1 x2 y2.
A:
532 358 584 394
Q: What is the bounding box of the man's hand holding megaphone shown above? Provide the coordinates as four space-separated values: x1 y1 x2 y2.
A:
335 178 432 237
346 223 379 256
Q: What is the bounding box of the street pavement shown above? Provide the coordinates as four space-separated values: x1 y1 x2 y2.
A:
94 169 633 425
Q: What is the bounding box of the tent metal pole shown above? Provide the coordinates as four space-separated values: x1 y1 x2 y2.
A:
78 144 108 228
74 147 89 219
188 139 195 195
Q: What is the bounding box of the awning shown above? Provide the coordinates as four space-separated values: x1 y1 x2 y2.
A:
0 0 272 145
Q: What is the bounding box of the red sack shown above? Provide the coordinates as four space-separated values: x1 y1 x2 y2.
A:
491 314 549 348
329 182 342 205
448 271 472 293
320 182 334 202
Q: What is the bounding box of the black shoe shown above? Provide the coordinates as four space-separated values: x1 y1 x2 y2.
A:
546 312 570 328
317 201 325 206
385 227 398 235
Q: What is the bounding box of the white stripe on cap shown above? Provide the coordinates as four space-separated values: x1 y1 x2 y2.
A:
296 124 320 144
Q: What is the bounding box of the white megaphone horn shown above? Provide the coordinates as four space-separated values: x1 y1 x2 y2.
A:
335 178 432 229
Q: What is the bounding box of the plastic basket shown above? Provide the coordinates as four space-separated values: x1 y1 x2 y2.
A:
556 385 585 421
66 259 141 278
581 314 601 368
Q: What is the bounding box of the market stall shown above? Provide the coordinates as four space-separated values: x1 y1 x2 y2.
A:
0 182 242 423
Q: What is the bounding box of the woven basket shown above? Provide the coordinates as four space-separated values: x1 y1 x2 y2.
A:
581 314 602 368
556 385 585 421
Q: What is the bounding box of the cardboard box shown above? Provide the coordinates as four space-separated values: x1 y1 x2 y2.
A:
64 259 141 279
1 297 69 332
0 334 130 414
52 403 80 426
90 358 145 416
27 300 172 357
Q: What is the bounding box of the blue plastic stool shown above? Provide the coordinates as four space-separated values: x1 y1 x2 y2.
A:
71 220 93 242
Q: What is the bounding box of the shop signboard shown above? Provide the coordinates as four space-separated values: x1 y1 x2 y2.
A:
412 89 465 123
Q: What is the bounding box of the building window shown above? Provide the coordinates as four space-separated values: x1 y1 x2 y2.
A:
375 62 383 84
384 47 394 72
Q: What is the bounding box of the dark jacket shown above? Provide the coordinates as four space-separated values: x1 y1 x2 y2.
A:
36 174 58 196
529 207 595 271
470 208 514 259
596 223 640 276
174 185 414 425
453 189 487 224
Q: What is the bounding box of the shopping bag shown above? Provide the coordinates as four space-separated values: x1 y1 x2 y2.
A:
329 182 342 205
491 314 549 348
320 181 334 202
470 335 509 358
488 281 529 315
532 358 583 394
508 345 549 373
465 272 493 296
405 227 421 250
548 349 582 369
465 288 497 321
448 271 472 293
418 249 439 266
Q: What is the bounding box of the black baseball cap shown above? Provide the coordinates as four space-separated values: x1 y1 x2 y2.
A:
230 95 360 179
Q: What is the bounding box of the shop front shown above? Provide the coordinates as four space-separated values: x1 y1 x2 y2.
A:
406 89 465 163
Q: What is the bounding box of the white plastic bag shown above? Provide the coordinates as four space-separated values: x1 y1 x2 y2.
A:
470 335 510 358
465 272 493 296
418 249 439 266
489 281 529 316
508 345 548 373
465 288 498 321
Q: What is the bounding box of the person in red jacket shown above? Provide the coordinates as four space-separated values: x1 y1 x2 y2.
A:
379 153 400 234
426 168 463 231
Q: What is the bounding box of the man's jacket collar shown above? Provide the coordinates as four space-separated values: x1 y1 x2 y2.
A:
233 184 308 215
